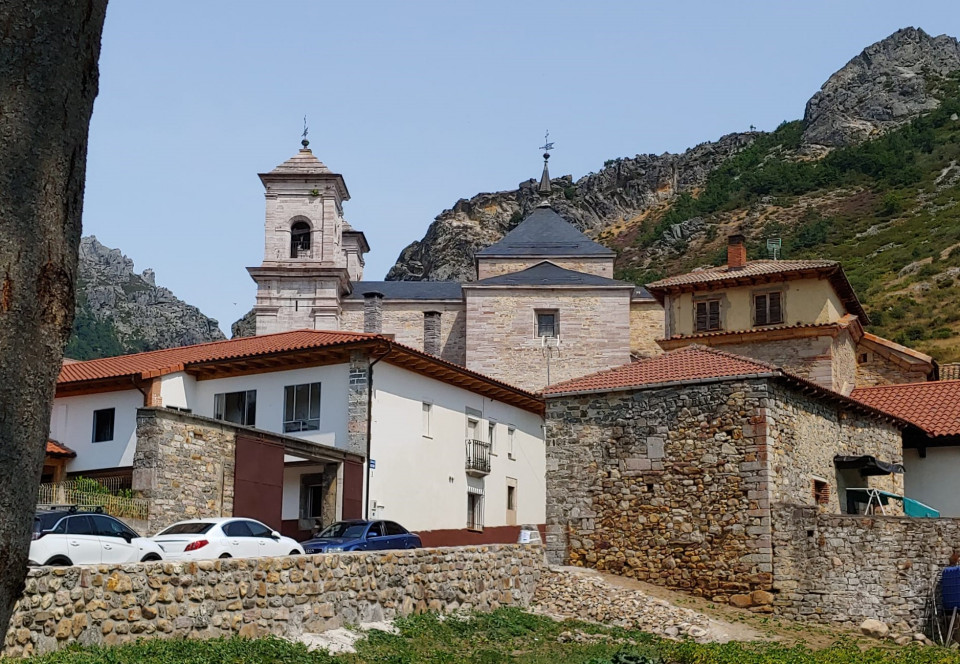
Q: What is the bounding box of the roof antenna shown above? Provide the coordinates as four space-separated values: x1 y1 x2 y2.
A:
301 115 309 149
538 130 554 196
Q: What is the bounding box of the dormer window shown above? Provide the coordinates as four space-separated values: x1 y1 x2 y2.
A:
754 291 784 326
291 221 311 258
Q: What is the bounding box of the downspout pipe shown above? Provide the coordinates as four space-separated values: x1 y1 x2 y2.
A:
364 339 392 519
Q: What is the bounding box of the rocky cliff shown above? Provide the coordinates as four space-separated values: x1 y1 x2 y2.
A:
386 27 960 284
66 237 225 359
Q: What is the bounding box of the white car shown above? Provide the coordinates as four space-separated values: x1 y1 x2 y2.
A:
151 517 304 560
29 509 164 566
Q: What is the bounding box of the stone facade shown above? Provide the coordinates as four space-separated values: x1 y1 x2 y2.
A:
772 505 960 629
3 545 544 658
697 334 842 391
477 257 614 280
544 376 904 602
465 289 632 391
133 410 236 535
856 348 932 386
629 301 664 358
341 301 467 365
347 350 370 457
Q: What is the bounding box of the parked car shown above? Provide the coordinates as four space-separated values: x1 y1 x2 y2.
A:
301 519 422 553
151 517 304 560
29 508 164 566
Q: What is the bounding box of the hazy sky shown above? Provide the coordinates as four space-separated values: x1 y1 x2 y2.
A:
82 1 959 334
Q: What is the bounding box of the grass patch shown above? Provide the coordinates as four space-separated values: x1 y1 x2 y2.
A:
15 608 960 664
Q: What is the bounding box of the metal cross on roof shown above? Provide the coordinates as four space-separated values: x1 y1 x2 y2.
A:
301 116 309 148
539 130 554 156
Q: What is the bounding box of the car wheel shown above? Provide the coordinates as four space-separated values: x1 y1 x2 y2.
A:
44 556 72 567
140 554 161 562
219 553 231 559
289 550 300 556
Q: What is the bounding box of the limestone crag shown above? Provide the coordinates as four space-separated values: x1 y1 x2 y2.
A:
386 133 756 282
74 237 225 357
803 27 960 147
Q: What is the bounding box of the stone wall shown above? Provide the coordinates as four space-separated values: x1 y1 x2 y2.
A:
133 410 236 535
544 376 907 602
347 350 369 457
831 330 858 394
465 288 632 392
772 505 960 630
703 335 836 390
856 347 931 386
4 545 544 658
629 301 664 358
341 302 467 366
476 257 614 280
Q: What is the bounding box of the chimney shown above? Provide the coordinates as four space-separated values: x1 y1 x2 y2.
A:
363 292 384 334
727 233 747 269
423 311 442 356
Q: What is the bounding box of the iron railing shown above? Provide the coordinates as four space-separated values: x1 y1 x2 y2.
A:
37 478 148 521
465 439 491 476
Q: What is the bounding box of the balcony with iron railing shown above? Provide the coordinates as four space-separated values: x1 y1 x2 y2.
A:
465 439 491 477
37 476 148 521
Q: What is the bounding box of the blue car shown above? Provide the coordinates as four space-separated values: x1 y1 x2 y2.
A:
301 519 422 553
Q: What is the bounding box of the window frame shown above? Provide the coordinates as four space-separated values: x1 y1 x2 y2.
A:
507 426 516 460
421 402 432 438
467 488 485 532
753 289 784 327
534 310 559 339
213 390 257 427
693 297 722 333
283 382 321 433
92 408 115 443
290 220 311 258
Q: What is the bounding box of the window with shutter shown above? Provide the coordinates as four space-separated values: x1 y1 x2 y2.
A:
696 302 708 331
708 300 720 331
754 292 784 326
769 291 783 324
695 300 722 332
755 294 768 326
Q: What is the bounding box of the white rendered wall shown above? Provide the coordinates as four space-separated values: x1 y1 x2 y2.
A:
159 372 196 409
191 364 350 451
903 447 960 516
367 362 545 533
51 390 143 473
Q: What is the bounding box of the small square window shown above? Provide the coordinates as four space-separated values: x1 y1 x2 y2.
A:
754 292 784 326
695 300 721 332
535 311 558 338
92 408 115 443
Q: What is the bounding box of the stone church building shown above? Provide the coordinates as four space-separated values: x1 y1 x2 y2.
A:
247 144 662 391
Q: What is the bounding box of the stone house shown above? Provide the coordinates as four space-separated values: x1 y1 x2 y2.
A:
246 144 663 392
51 330 545 544
542 345 911 603
646 234 936 392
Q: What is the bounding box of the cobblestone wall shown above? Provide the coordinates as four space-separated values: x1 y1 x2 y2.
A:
772 505 960 630
3 545 544 658
133 410 236 535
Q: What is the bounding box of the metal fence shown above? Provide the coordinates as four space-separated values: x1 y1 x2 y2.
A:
37 478 148 521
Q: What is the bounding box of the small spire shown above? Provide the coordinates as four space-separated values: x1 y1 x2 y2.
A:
301 115 310 149
538 130 554 195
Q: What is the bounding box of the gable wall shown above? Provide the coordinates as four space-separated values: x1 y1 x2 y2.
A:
476 256 614 280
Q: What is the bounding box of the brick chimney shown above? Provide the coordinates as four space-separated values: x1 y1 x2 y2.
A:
363 292 384 334
423 311 442 356
727 233 747 269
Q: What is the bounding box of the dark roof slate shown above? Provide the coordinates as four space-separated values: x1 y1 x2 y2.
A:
346 281 463 301
475 206 614 257
468 261 633 288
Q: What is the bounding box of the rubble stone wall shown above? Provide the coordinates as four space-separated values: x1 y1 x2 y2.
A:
772 505 960 630
4 545 544 658
629 301 664 358
341 302 467 366
702 335 835 389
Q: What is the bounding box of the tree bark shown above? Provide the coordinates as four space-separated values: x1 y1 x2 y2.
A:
0 0 107 638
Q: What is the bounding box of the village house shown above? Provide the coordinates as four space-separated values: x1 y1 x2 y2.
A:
246 143 662 392
645 233 937 393
47 330 545 544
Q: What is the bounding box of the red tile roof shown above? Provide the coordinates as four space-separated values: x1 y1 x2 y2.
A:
542 345 779 395
58 330 378 384
852 381 960 437
645 259 868 323
45 440 76 458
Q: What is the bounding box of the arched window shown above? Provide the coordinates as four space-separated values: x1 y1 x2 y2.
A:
291 221 311 258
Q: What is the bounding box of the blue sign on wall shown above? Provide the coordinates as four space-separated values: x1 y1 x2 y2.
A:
369 459 376 469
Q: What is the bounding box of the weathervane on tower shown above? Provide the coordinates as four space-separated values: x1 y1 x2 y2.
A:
301 116 309 148
538 130 554 196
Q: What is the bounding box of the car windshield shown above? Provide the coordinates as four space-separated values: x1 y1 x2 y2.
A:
157 522 214 536
317 522 367 539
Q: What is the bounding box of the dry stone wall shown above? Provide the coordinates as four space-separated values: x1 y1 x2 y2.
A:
772 505 960 630
3 545 544 658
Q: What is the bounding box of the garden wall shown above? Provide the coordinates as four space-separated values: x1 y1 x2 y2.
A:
772 504 960 630
3 544 544 658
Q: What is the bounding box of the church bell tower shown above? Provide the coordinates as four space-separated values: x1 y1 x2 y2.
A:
247 133 365 334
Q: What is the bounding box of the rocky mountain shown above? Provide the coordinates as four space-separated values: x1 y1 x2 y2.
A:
65 237 225 360
388 28 960 286
385 28 960 362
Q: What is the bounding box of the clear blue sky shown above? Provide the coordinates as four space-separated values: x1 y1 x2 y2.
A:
81 1 959 334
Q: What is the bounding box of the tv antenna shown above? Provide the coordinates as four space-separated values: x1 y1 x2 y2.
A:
767 238 782 260
540 335 562 386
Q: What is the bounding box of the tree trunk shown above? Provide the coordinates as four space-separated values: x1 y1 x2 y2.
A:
0 0 107 639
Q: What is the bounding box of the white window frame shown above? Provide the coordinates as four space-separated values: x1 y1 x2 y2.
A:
507 426 516 460
422 402 432 438
283 382 321 433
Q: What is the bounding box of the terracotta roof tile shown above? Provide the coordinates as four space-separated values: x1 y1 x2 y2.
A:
852 381 960 437
46 440 76 458
646 260 839 288
542 346 779 395
57 330 379 384
660 321 842 342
